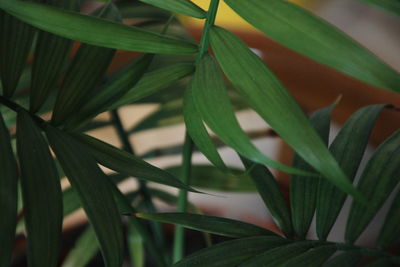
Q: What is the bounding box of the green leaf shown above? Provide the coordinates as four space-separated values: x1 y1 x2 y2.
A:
280 245 337 267
324 250 363 267
46 126 123 267
0 9 35 97
16 111 62 267
173 236 289 267
61 226 99 267
29 0 78 113
136 212 276 238
167 164 256 192
365 258 395 267
192 54 311 176
345 130 400 243
209 26 362 201
224 0 400 92
239 241 320 267
109 63 194 110
0 0 198 54
0 112 18 267
74 133 198 192
140 0 206 19
183 85 227 170
291 105 334 239
128 221 145 267
51 3 120 126
241 157 292 238
317 105 385 240
377 190 400 249
360 0 400 16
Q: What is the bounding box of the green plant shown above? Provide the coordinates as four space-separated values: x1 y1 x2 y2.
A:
0 0 399 267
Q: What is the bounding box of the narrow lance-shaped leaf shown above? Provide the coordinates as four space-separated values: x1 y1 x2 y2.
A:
0 0 198 54
192 54 312 176
139 0 206 19
136 213 276 238
345 130 400 243
29 0 78 113
46 126 123 267
209 27 362 200
74 133 199 192
241 157 292 238
291 105 334 239
316 105 386 240
280 245 337 267
51 3 120 126
174 236 289 267
183 85 227 170
0 9 35 97
224 0 400 92
360 0 400 16
377 189 400 249
17 111 62 267
0 112 18 267
324 250 363 267
128 221 145 267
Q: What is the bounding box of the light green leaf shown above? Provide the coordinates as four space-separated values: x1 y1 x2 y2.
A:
324 250 363 267
209 26 362 201
0 112 18 267
128 221 145 267
360 0 400 16
192 54 311 176
17 111 62 267
241 157 292 238
46 126 123 267
224 0 400 92
0 9 35 97
280 245 336 267
137 213 276 238
140 0 206 19
0 0 198 54
291 105 334 239
29 0 78 113
345 130 400 243
377 190 400 249
317 105 385 240
173 236 289 267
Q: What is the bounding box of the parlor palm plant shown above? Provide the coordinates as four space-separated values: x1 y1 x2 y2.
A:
0 0 399 266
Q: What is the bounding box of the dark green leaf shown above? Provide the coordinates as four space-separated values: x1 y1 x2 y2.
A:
377 189 400 249
365 258 395 267
280 245 336 267
0 9 35 97
291 105 334 239
140 0 206 19
239 241 319 267
241 157 292 237
0 0 198 54
0 112 18 267
74 133 198 192
51 3 120 126
183 85 227 170
117 1 171 21
360 0 400 16
317 105 385 240
46 126 123 267
210 26 362 201
224 0 400 92
17 111 62 267
173 236 289 267
192 54 311 175
109 63 194 109
136 213 276 238
345 130 400 243
29 0 78 113
324 250 363 267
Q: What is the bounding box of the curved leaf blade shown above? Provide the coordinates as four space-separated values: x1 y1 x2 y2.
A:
17 111 62 267
136 212 276 238
324 250 363 267
139 0 206 19
316 105 386 240
345 130 400 243
280 245 336 267
224 0 400 92
377 189 400 249
0 0 198 54
0 112 18 267
209 26 362 201
46 126 123 267
360 0 400 16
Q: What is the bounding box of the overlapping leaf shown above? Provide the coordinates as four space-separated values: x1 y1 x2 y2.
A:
377 190 400 249
139 0 206 19
0 0 198 54
324 250 363 267
280 245 336 267
361 0 400 16
224 0 400 92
